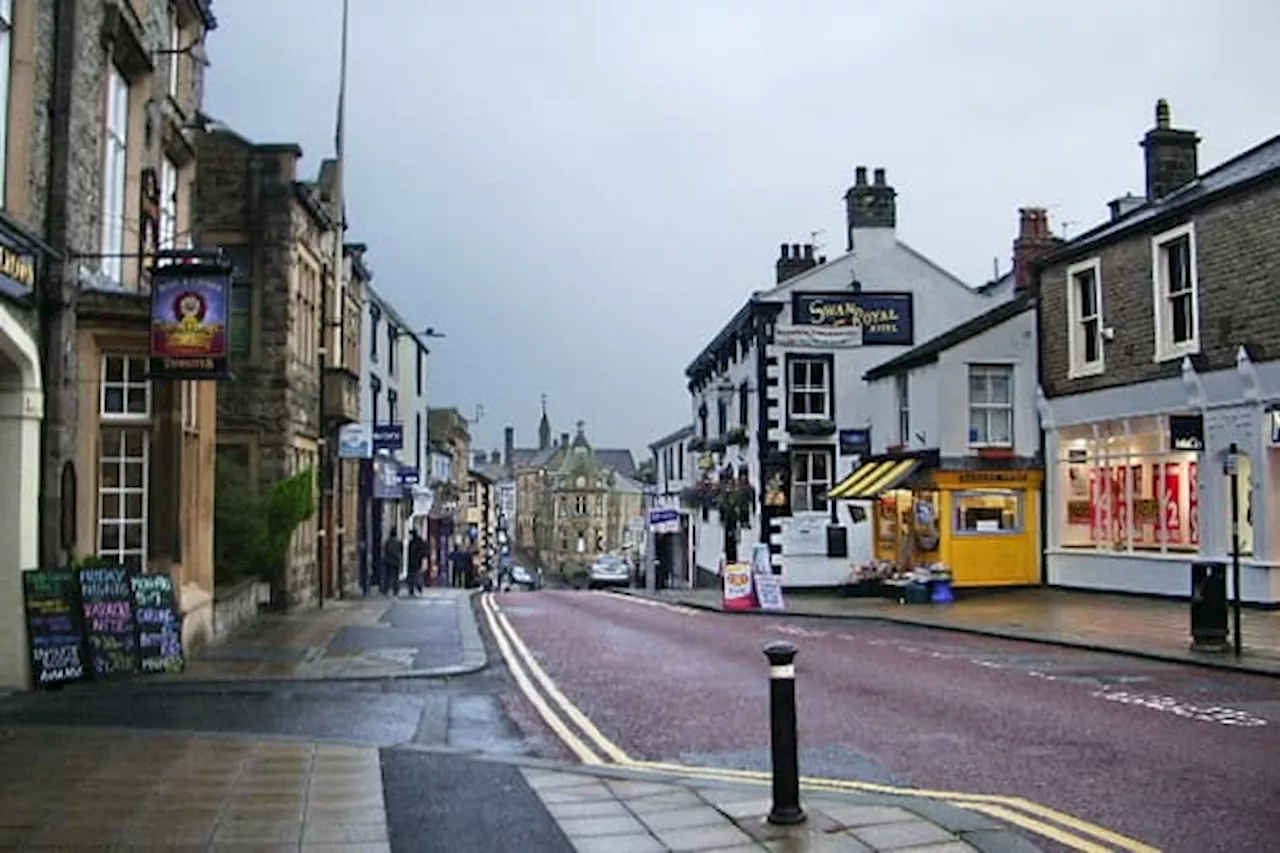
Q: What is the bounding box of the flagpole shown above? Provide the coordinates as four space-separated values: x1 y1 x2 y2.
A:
320 0 349 605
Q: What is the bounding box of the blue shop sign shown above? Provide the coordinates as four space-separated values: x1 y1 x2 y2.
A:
372 423 404 451
791 292 914 345
839 428 871 455
398 468 421 486
0 230 38 301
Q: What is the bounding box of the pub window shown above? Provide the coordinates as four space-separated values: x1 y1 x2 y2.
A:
738 382 749 427
369 304 380 361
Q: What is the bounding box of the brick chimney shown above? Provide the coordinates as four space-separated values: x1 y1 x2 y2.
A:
560 432 569 447
775 243 818 284
1141 99 1199 200
842 166 896 250
1012 207 1061 292
490 450 500 464
503 426 514 468
473 450 487 467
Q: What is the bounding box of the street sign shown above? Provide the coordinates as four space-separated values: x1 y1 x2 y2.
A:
338 423 372 459
648 508 679 525
372 424 403 452
398 468 421 486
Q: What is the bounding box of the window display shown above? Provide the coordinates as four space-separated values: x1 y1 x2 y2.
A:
1056 416 1199 553
954 490 1022 534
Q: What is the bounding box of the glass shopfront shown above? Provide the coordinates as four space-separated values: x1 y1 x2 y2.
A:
1056 415 1201 554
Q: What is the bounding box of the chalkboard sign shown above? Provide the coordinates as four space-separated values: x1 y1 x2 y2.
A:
78 564 139 678
22 569 88 688
131 572 185 674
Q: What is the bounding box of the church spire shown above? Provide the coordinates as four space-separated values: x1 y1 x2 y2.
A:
537 394 551 451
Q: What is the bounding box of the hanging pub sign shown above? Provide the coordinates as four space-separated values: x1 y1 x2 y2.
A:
149 258 232 380
1169 414 1205 451
839 428 871 456
786 292 914 346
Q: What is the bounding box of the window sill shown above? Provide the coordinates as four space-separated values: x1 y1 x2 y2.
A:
1153 341 1200 364
1066 361 1105 380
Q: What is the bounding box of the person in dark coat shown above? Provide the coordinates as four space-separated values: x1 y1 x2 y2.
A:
407 531 427 595
382 532 402 596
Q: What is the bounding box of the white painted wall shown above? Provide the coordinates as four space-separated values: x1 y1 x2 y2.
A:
0 303 43 690
866 305 1039 458
360 285 430 478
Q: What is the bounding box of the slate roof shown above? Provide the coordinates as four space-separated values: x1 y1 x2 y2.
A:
863 288 1032 382
649 424 694 451
596 449 637 477
1038 133 1280 266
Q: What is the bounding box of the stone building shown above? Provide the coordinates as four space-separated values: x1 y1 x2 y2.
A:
509 399 638 567
193 125 358 607
0 0 224 691
1036 101 1280 604
426 406 471 565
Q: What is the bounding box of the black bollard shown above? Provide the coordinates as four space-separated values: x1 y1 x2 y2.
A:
763 640 805 825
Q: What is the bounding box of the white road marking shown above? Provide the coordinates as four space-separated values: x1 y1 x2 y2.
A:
1092 689 1267 727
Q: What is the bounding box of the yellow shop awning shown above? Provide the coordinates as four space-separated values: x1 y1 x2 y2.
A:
829 458 923 500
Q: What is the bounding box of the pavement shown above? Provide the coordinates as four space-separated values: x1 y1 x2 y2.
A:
0 724 1037 852
166 589 487 682
619 585 1280 676
495 589 1280 852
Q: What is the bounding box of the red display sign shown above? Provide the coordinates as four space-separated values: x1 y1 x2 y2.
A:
1163 463 1182 544
1188 462 1199 546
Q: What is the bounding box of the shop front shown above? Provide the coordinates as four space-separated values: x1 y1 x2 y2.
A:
830 450 1043 590
1043 360 1280 604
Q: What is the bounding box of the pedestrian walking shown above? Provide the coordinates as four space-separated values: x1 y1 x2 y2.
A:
407 530 427 595
381 532 401 596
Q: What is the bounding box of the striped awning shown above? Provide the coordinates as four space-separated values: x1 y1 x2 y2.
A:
828 458 923 500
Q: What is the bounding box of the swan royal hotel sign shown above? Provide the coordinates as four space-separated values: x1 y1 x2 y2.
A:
779 292 915 348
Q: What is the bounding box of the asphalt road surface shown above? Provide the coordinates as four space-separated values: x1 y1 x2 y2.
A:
495 590 1280 853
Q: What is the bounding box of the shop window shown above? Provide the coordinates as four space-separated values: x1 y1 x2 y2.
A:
954 490 1022 534
1055 416 1200 554
790 448 832 513
1066 258 1104 378
789 358 830 419
1152 223 1199 361
968 365 1013 447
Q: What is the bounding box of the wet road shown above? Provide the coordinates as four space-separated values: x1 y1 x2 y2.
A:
497 590 1280 853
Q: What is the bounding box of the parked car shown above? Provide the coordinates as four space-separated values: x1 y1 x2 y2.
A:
507 564 541 591
587 555 630 590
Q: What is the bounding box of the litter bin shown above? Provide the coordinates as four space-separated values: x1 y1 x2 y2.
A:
1190 561 1229 651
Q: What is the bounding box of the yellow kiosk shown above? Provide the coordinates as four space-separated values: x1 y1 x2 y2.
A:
830 450 1042 588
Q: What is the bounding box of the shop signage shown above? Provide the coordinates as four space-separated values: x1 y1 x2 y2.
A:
839 428 871 456
372 423 404 452
789 292 914 345
648 508 680 534
149 260 232 380
372 456 404 500
957 471 1029 484
0 234 37 300
1169 414 1205 451
338 423 372 459
398 468 421 486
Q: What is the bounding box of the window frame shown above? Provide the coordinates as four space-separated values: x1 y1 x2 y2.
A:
369 375 381 424
953 488 1024 536
1065 257 1105 379
386 324 397 375
99 355 152 420
97 425 149 569
967 364 1014 448
416 347 424 396
894 373 909 446
101 65 130 286
787 355 832 420
166 11 181 98
159 157 178 249
1151 222 1200 362
369 304 380 361
387 388 398 425
0 0 14 208
789 446 834 514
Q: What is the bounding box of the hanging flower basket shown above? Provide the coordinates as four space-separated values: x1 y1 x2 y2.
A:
725 426 749 446
787 418 836 437
707 437 727 454
680 480 718 509
716 478 757 529
688 436 707 452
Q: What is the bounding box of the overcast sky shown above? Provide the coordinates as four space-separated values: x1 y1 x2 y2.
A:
203 0 1280 458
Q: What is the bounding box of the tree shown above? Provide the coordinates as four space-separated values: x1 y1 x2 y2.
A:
635 457 657 485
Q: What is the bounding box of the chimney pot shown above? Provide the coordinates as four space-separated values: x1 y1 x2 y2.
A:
855 166 868 186
790 243 801 258
1155 98 1170 129
779 243 789 259
561 432 569 447
802 244 814 260
873 168 886 186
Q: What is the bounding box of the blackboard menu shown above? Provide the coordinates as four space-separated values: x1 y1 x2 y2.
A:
131 572 185 674
22 569 87 687
78 565 139 678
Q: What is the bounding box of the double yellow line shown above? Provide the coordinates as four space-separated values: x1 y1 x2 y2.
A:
480 593 1162 853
